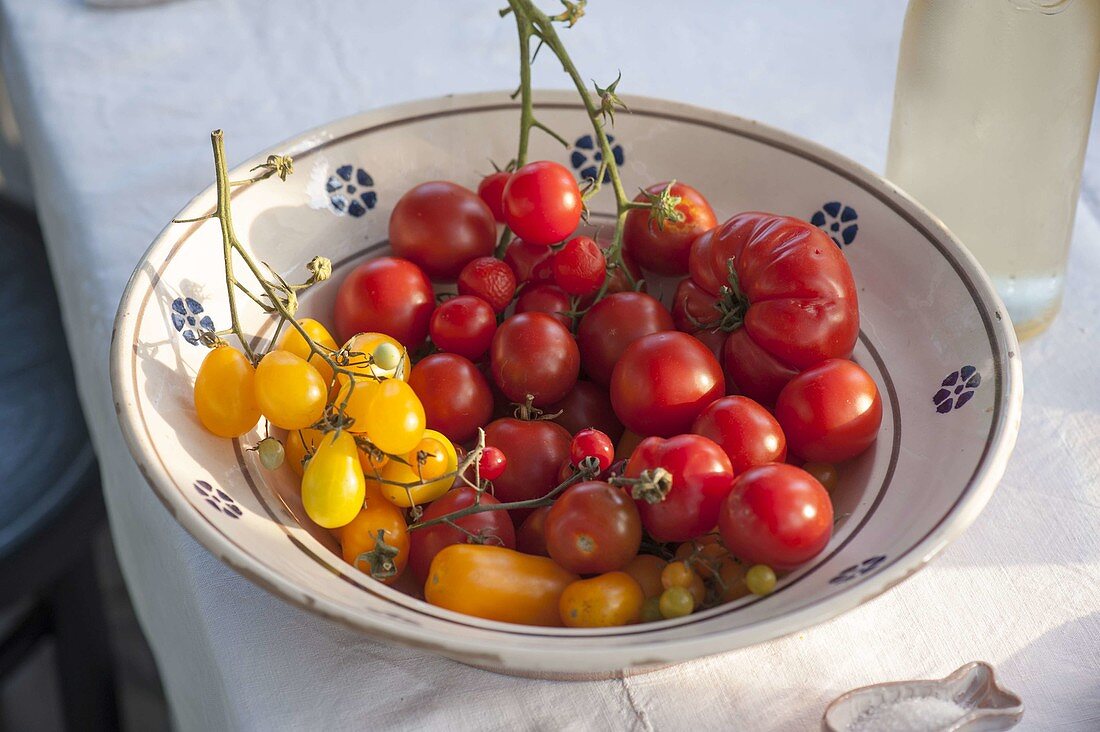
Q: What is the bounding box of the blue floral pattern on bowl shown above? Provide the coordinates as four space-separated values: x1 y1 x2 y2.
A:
829 555 887 584
570 134 625 184
327 165 377 218
811 202 858 247
934 365 981 413
194 480 242 519
171 297 214 346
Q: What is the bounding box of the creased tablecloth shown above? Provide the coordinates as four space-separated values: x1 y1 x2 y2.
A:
0 1 1097 729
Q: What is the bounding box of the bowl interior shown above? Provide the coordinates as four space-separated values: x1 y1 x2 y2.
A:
111 91 1020 675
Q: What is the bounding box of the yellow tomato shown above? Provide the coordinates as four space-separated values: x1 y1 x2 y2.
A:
278 318 338 386
285 428 325 477
333 378 381 433
194 345 260 438
339 333 409 383
338 485 409 584
254 350 327 430
559 572 645 628
301 431 366 528
360 378 425 455
375 430 457 507
358 443 389 476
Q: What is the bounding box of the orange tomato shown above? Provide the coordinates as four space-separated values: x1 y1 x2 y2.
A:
559 572 644 628
194 345 260 437
674 538 729 580
622 554 667 599
278 318 339 386
425 545 577 627
661 560 706 605
716 558 751 603
254 350 327 430
338 485 409 584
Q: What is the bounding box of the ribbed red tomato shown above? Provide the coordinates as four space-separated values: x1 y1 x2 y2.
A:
332 256 435 347
389 181 496 280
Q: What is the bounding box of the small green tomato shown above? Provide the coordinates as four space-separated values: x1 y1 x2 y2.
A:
372 341 403 372
658 586 694 619
745 564 777 596
256 436 285 470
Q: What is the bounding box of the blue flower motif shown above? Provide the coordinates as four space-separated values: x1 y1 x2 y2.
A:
933 365 981 413
811 202 859 247
171 297 214 346
829 555 886 584
326 165 377 218
570 134 625 184
194 480 243 519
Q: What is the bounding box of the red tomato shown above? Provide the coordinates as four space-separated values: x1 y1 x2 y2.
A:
688 227 723 295
429 295 497 361
408 353 493 444
623 181 717 275
516 506 551 556
578 237 645 309
503 238 555 285
570 428 615 472
624 434 735 543
545 481 642 574
457 257 517 314
333 256 435 347
552 236 606 296
576 292 674 386
502 161 582 245
408 487 516 582
515 284 572 330
692 395 787 474
692 328 729 363
671 277 722 334
719 463 833 569
389 181 496 280
478 446 507 481
774 359 882 462
490 312 580 406
547 380 624 442
484 417 572 522
610 331 725 437
477 171 511 223
701 212 859 404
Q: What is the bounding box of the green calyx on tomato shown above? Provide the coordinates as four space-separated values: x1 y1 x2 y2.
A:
356 529 401 581
611 466 673 505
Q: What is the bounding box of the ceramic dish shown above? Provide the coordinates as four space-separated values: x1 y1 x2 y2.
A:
109 91 1022 677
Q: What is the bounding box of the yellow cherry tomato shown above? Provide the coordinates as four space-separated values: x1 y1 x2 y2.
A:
360 378 425 455
278 318 338 386
333 378 381 433
559 571 645 628
285 428 324 477
194 345 260 438
338 485 409 584
254 350 327 430
376 430 457 507
339 333 409 383
301 431 366 528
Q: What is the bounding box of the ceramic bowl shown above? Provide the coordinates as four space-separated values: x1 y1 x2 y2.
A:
110 91 1022 677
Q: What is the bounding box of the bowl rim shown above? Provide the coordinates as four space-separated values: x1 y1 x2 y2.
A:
109 90 1022 670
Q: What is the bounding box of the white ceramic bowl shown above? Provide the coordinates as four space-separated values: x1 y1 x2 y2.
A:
110 91 1022 677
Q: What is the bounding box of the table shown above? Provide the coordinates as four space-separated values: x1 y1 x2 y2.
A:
2 1 1098 729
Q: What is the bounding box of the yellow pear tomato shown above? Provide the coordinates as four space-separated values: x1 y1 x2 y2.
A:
194 345 260 438
277 318 338 386
376 430 457 507
301 431 365 528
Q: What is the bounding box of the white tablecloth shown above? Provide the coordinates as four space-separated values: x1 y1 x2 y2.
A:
2 1 1098 729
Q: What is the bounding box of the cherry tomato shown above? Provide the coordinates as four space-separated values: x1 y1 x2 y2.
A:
658 586 695 618
425 544 578 626
704 212 859 404
277 318 339 387
547 380 624 442
339 332 409 383
408 353 493 443
610 332 724 437
333 257 435 347
552 236 606 296
716 558 750 603
515 284 572 330
559 572 644 627
570 428 614 472
673 537 729 580
576 292 674 387
503 238 555 285
584 237 644 303
746 564 777 596
692 395 787 474
301 431 366 528
774 359 883 463
623 554 667 599
285 427 324 476
358 378 425 455
477 171 511 222
484 417 571 522
408 486 515 582
339 485 409 583
802 462 839 491
477 446 507 481
457 257 517 314
375 429 458 507
502 161 582 245
389 181 496 280
545 481 642 574
516 505 551 556
428 296 496 362
625 434 735 543
254 350 327 431
490 312 580 406
623 181 717 275
194 345 260 438
719 463 833 570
